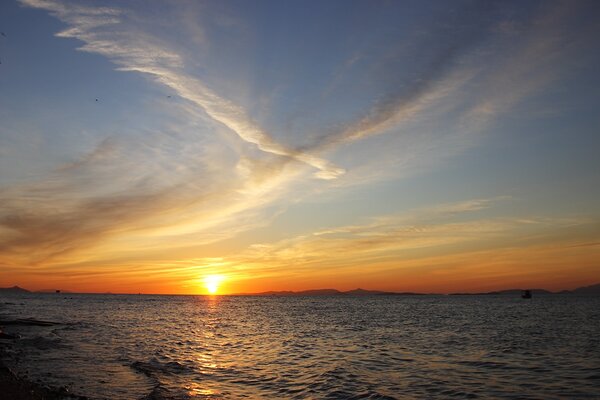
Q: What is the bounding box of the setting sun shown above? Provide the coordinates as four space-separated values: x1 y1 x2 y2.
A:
204 275 224 294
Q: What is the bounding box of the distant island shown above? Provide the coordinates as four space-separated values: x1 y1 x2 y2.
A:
1 283 599 296
234 288 425 296
231 283 600 296
0 286 30 294
0 286 72 294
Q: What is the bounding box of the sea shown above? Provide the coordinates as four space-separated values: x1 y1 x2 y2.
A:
1 293 599 399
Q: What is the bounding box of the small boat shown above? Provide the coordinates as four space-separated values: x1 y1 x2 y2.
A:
521 289 532 299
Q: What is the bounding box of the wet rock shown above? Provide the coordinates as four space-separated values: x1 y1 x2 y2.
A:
0 330 18 340
0 318 59 327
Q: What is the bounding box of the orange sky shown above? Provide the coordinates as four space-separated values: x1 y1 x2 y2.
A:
3 200 598 294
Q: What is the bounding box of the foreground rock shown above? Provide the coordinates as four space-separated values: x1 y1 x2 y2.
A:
1 317 86 399
0 318 59 327
0 363 87 400
0 329 18 339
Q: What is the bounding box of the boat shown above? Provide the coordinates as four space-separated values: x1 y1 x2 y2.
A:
521 289 532 299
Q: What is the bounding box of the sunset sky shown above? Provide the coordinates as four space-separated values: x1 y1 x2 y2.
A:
0 0 598 294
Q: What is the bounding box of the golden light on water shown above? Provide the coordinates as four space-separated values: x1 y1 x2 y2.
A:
204 275 224 294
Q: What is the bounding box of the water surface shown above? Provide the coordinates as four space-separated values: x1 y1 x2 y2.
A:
1 294 599 399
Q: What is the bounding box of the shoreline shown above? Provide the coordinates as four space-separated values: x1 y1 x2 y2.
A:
0 322 87 400
0 360 84 400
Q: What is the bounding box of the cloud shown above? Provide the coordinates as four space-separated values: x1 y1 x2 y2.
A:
20 0 345 180
213 201 598 287
306 1 597 188
1 0 322 267
4 0 597 285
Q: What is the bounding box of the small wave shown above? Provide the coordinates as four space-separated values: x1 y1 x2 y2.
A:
131 358 197 377
456 360 517 370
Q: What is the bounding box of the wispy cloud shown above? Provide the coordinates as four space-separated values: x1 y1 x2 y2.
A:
458 1 592 133
35 198 594 293
2 0 597 289
310 1 596 187
20 0 345 180
210 201 598 291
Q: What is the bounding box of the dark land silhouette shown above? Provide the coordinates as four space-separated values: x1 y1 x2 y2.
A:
2 282 599 399
236 284 600 296
1 283 600 296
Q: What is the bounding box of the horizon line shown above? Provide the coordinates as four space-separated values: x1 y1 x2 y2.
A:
2 283 598 297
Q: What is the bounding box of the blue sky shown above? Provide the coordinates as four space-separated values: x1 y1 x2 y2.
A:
0 0 598 293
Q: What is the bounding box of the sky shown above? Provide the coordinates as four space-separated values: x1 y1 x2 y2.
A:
0 0 598 295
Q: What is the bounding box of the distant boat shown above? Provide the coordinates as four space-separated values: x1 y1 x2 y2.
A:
55 290 61 293
521 289 532 299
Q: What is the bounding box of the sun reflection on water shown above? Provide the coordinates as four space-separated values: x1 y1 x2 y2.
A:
186 382 219 397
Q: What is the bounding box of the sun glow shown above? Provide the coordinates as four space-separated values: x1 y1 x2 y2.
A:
204 275 224 294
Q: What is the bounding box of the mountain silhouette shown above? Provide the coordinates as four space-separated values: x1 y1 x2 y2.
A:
0 286 30 294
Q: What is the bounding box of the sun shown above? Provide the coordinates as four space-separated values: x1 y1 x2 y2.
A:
204 275 224 295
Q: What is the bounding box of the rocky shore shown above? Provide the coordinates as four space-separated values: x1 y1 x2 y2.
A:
0 322 87 400
0 361 79 400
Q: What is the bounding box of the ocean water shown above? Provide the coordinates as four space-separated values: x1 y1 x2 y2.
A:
1 293 599 399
